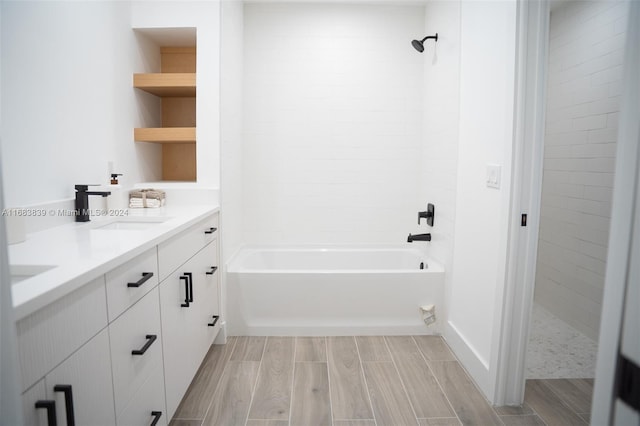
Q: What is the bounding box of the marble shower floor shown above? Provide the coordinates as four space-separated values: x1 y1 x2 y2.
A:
526 303 599 379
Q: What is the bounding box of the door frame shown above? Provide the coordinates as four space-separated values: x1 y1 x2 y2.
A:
496 0 637 408
492 0 550 406
591 1 639 422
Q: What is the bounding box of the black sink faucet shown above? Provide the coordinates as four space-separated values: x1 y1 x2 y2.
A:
407 233 431 243
75 185 111 222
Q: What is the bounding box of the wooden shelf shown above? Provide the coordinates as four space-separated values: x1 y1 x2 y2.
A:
134 127 196 143
133 73 196 97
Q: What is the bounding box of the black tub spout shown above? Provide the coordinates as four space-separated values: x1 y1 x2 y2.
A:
407 233 431 243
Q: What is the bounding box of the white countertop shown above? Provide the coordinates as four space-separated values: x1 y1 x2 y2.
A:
10 205 219 320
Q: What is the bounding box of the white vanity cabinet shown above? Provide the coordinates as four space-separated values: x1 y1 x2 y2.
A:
109 286 166 425
18 211 220 426
23 329 116 426
18 277 114 426
159 215 220 419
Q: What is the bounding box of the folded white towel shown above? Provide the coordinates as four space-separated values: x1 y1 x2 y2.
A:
129 198 164 208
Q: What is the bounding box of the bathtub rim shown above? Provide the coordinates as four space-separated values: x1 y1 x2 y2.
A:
227 243 444 274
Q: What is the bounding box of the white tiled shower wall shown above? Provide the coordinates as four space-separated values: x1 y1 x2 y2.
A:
420 0 460 290
242 4 425 244
535 0 628 341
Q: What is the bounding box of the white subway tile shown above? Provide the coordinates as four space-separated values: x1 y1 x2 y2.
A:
573 114 607 131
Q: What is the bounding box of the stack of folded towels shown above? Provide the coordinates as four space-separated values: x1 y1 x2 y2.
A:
129 189 166 208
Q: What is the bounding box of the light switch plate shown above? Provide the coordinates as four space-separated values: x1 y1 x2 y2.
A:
486 164 501 189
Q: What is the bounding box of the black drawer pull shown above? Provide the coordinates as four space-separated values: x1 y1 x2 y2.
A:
53 384 75 426
132 334 157 356
35 400 57 426
185 272 193 302
206 266 218 275
127 272 154 288
204 227 217 234
150 411 162 426
180 275 190 307
208 315 220 327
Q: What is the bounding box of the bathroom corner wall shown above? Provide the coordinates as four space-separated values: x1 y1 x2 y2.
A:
420 0 461 336
446 0 518 398
0 1 151 207
242 3 424 245
534 0 628 341
220 0 244 331
221 0 244 262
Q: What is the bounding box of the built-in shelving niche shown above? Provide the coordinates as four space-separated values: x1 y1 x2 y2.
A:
133 29 197 181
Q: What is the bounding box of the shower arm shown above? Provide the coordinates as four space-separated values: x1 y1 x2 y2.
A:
421 34 438 43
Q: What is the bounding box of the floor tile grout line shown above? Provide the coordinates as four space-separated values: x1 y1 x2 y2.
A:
288 337 298 426
529 379 586 425
353 336 379 426
416 336 507 426
519 381 549 426
498 413 548 418
325 337 335 426
522 404 549 426
382 336 421 425
244 337 269 426
542 378 593 418
200 336 239 425
410 336 461 425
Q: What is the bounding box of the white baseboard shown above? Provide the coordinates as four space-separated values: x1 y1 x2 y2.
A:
229 323 441 337
445 320 494 402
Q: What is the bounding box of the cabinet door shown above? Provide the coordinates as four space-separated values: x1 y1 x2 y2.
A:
44 328 116 426
22 380 47 426
116 369 167 426
193 242 220 351
17 276 108 391
109 286 164 417
159 254 204 420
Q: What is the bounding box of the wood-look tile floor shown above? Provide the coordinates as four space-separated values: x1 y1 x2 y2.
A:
170 336 593 426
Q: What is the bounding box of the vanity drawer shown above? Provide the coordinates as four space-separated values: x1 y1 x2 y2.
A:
117 366 167 426
109 286 163 417
17 276 108 392
105 247 159 321
158 213 218 281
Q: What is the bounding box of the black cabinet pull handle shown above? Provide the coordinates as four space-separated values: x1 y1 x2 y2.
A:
204 227 217 234
150 411 162 426
180 275 190 307
185 272 193 302
206 266 218 275
208 315 220 327
132 334 157 356
35 400 57 426
127 272 154 288
53 385 75 426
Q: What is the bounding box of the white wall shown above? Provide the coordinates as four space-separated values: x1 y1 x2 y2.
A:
220 0 244 339
445 0 518 397
535 0 628 341
131 0 221 189
242 3 424 244
420 0 461 336
0 4 25 422
0 1 162 207
221 0 244 262
0 1 221 209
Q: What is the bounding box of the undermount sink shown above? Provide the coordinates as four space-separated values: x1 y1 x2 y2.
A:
10 264 57 285
91 217 171 231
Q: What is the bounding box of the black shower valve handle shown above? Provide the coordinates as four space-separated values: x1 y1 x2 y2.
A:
418 203 435 226
418 210 432 224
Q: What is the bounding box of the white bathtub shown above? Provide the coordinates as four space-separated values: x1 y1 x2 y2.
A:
227 246 445 336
